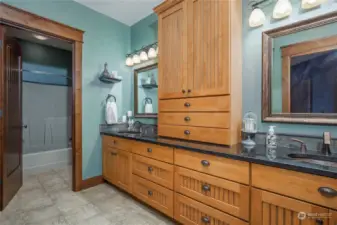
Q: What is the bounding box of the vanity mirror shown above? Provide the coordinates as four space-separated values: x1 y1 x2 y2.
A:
134 63 158 118
262 11 337 124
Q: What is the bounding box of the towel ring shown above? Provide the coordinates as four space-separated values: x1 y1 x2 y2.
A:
144 97 152 104
106 94 116 103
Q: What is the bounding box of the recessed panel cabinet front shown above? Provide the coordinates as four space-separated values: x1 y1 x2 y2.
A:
116 149 132 193
103 147 117 184
186 0 230 97
158 1 187 99
251 188 330 225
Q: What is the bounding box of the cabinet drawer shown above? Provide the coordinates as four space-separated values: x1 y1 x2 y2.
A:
132 141 173 163
132 175 173 218
102 135 134 152
158 124 231 145
174 193 248 225
159 112 230 129
175 166 249 221
159 96 230 112
132 154 174 189
174 149 249 184
252 164 337 210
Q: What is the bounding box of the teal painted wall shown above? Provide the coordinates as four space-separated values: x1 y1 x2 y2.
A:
3 0 131 179
129 13 158 124
243 0 337 136
271 23 337 112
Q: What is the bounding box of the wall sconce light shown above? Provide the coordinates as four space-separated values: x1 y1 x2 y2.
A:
301 0 326 9
249 7 266 27
273 0 292 19
125 42 158 67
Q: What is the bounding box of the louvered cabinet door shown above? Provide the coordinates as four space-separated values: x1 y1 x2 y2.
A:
116 149 132 193
251 188 330 225
186 0 230 97
158 0 187 99
174 166 249 221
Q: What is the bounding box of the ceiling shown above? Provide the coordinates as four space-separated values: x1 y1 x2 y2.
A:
74 0 163 26
6 27 72 51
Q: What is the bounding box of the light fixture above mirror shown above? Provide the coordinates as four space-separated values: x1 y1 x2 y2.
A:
125 42 158 67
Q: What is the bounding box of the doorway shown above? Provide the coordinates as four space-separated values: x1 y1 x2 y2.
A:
0 3 84 211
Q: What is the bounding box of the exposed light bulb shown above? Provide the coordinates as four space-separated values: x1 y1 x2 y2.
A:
273 0 292 19
125 57 133 66
249 8 266 27
302 0 325 9
156 46 159 55
148 48 157 59
139 51 148 61
132 54 141 64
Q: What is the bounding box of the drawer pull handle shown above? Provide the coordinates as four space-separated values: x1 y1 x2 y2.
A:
201 216 210 224
318 187 337 198
201 160 210 167
315 219 324 225
202 184 211 192
184 130 190 135
184 102 191 107
147 148 152 153
148 190 153 196
182 89 186 94
184 117 190 122
148 166 153 172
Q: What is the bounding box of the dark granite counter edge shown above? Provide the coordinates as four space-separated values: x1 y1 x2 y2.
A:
101 131 337 179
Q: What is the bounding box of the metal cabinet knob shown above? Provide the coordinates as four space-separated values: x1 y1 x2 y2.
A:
201 216 210 224
318 187 337 198
202 184 211 192
147 148 152 153
184 130 190 135
188 89 191 93
148 190 153 196
182 89 186 94
184 117 190 122
184 102 191 107
201 160 210 167
148 166 153 172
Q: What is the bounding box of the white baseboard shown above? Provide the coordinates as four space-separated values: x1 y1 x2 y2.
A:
23 148 72 173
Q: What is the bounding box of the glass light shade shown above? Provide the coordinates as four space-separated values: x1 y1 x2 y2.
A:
301 0 325 9
139 51 148 61
125 57 133 66
249 8 266 27
148 48 157 59
132 54 141 64
273 0 292 19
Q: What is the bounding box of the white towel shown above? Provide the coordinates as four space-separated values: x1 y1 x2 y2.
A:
106 102 118 124
145 103 153 114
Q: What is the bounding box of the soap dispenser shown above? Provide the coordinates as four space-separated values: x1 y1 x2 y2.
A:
266 126 277 149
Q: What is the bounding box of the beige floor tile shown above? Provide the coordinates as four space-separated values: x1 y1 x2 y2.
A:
80 183 118 203
24 204 61 224
63 203 100 224
30 215 70 225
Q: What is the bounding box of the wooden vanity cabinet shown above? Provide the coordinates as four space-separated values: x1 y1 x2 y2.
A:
103 147 117 184
330 210 337 225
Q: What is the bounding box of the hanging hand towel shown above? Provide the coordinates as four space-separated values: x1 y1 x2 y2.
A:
144 98 153 114
110 101 118 123
106 102 118 124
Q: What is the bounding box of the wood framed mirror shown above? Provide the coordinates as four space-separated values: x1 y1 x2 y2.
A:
134 63 158 118
262 11 337 125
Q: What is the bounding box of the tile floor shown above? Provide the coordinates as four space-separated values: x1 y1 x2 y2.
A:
0 166 175 225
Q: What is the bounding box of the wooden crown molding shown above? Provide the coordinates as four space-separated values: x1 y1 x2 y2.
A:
0 2 84 42
153 0 184 14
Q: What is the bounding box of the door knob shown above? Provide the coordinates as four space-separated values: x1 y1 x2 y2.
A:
202 184 211 192
148 190 153 196
182 89 186 94
148 166 153 172
147 148 152 153
23 125 27 129
184 102 191 107
201 160 210 167
201 216 210 224
184 117 190 122
184 130 190 135
187 89 191 93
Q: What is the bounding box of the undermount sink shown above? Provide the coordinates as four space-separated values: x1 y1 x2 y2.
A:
117 131 141 135
288 153 337 167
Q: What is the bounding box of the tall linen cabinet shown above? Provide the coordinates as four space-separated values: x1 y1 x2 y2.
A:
155 0 242 146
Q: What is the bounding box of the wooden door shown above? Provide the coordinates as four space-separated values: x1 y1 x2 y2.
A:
186 0 230 97
102 147 117 185
0 27 23 210
158 0 187 99
116 149 132 193
251 188 330 225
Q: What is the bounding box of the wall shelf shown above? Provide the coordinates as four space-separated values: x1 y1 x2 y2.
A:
141 84 158 89
99 75 122 84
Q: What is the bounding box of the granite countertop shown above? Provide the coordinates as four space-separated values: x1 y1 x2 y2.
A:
100 128 337 179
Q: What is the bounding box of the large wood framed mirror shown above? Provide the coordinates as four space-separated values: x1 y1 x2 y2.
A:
262 11 337 125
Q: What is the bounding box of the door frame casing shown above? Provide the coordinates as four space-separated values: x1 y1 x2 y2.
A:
0 3 84 208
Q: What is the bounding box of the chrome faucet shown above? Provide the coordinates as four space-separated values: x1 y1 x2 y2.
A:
291 138 307 154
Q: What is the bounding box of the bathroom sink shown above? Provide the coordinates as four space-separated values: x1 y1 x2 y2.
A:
117 131 141 135
288 153 337 167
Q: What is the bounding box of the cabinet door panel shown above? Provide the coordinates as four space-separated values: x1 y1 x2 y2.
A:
330 210 337 225
103 148 117 185
116 149 132 193
187 0 230 97
251 188 330 225
158 1 187 99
